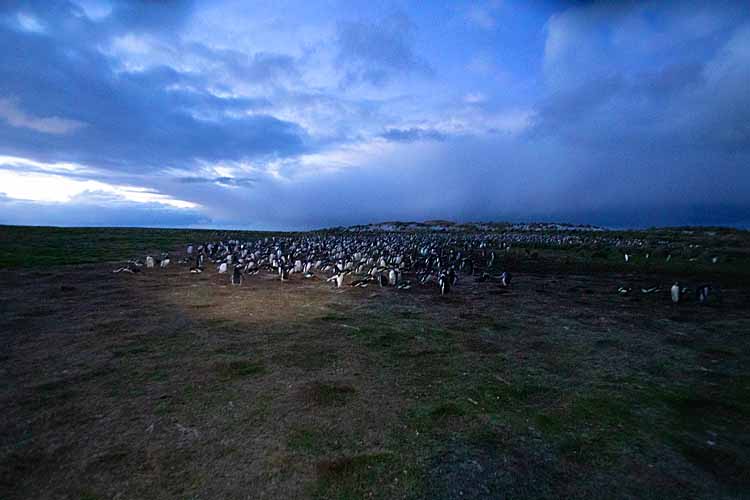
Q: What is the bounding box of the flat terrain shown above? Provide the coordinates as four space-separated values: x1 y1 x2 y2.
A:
1 226 749 499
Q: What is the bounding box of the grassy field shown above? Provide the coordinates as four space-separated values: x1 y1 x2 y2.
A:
1 225 749 499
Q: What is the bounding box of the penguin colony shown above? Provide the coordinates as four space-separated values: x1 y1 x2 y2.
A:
153 234 518 296
118 231 720 302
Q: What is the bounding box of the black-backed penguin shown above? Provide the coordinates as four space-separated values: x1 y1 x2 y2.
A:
231 265 243 285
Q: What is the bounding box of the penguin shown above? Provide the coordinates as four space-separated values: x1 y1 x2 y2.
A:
500 271 511 287
670 282 680 303
327 272 345 288
696 284 710 304
187 245 193 255
160 258 170 269
378 272 388 287
438 271 450 295
145 256 155 269
388 269 398 287
448 267 458 287
624 253 630 263
231 265 243 286
218 262 228 274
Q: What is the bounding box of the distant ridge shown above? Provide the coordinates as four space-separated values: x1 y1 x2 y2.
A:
337 220 607 233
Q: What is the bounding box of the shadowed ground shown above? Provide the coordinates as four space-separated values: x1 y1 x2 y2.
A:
1 226 749 499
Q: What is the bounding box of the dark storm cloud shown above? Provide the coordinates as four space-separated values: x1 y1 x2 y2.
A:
1 0 749 230
336 13 433 87
0 2 309 171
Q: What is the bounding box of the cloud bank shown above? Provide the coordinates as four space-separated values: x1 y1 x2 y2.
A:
0 0 748 229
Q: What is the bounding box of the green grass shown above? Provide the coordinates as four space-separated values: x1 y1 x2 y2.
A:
0 225 277 268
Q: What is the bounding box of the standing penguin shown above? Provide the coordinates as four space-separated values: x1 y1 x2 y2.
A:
218 262 228 274
696 284 710 304
146 256 155 269
438 271 450 295
231 265 243 286
500 271 512 287
670 282 680 303
388 269 398 287
378 272 388 287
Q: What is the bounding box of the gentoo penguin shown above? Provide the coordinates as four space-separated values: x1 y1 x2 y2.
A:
231 265 243 286
448 267 458 287
670 282 680 303
378 272 388 287
327 273 345 288
438 271 450 295
500 271 511 287
160 258 170 269
388 269 398 287
696 284 710 304
218 262 228 274
146 256 155 269
279 266 289 281
624 253 630 263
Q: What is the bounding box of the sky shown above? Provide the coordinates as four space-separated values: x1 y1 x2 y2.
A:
1 0 749 230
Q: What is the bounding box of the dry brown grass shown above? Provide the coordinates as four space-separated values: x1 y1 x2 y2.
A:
1 255 749 499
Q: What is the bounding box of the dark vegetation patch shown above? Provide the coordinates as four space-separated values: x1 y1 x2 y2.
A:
301 382 356 407
214 359 265 381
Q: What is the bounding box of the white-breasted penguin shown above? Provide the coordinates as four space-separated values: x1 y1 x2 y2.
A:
696 284 710 303
670 282 680 303
438 271 450 295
